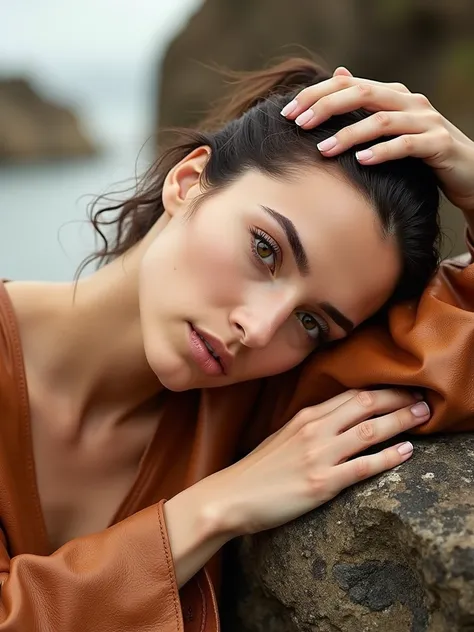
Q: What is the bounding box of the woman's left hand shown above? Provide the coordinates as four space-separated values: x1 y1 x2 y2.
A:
281 66 474 214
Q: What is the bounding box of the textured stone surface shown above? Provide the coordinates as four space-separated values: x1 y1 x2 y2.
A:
0 78 96 163
222 433 474 631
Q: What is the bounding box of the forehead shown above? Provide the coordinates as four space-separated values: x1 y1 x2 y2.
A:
232 168 401 325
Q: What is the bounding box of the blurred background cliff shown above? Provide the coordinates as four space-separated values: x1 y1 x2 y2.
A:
1 0 473 280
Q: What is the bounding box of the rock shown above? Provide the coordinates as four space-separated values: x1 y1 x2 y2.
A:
222 433 474 631
0 78 96 163
157 0 474 131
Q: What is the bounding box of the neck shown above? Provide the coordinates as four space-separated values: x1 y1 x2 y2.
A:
10 217 168 432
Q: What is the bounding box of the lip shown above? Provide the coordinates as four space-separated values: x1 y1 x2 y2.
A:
191 324 233 375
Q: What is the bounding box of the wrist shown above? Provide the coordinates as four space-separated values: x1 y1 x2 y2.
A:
196 477 245 540
163 486 234 588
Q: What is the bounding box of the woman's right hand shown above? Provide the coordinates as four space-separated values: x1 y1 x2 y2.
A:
206 388 430 536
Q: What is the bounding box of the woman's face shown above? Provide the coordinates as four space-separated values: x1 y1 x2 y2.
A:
139 153 400 391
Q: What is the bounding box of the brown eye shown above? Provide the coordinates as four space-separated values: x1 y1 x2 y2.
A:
301 313 317 331
296 311 329 343
250 228 280 274
301 314 318 331
256 239 273 260
252 235 276 271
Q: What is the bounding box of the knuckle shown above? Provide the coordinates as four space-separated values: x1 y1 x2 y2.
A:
357 83 373 97
391 387 412 403
412 92 431 108
392 82 409 93
427 110 444 126
335 74 351 89
355 390 375 409
391 387 405 399
293 407 315 427
317 94 334 116
339 124 355 142
298 420 318 441
438 128 452 148
376 142 390 158
385 449 399 470
356 420 376 443
374 111 391 129
402 135 414 151
354 456 370 480
393 408 408 432
305 470 331 498
296 86 314 101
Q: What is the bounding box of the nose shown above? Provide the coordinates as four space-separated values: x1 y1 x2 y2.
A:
229 292 294 349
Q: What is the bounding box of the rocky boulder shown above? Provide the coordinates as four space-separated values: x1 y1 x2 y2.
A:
222 433 474 631
0 78 96 163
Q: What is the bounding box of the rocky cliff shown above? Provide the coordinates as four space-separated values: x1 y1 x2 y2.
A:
0 78 96 163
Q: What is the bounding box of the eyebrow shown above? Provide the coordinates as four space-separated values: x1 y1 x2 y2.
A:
260 205 310 276
320 302 354 335
259 205 354 336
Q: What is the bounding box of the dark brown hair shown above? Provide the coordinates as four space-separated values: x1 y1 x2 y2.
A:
80 57 441 304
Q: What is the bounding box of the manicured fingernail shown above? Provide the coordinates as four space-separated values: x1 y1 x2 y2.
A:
295 109 314 126
317 136 338 152
411 402 430 418
356 149 374 162
397 441 413 456
280 99 298 117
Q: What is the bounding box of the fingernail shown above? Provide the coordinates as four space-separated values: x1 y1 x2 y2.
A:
397 441 413 456
317 136 338 152
295 109 314 126
356 149 374 161
411 402 430 418
280 99 298 117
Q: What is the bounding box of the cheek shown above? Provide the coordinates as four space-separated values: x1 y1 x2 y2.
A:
140 218 250 310
241 347 310 381
239 326 313 380
177 222 250 303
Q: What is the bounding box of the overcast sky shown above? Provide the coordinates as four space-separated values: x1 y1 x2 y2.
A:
0 0 201 69
0 0 202 138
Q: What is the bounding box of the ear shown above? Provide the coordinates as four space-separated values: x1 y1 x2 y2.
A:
162 146 211 218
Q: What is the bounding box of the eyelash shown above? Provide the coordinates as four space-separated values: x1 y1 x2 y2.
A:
249 227 330 345
249 227 281 273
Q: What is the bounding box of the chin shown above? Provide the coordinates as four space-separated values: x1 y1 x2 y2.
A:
149 359 195 392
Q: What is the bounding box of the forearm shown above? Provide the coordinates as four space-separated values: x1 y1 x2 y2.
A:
163 481 237 588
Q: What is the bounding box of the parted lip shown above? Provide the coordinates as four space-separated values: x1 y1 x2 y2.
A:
192 325 233 375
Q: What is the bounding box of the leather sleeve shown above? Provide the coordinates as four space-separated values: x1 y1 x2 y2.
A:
0 501 186 631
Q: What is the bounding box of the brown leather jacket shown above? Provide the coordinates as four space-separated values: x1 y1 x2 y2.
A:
0 235 472 631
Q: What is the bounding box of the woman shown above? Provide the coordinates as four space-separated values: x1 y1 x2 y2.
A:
0 58 473 631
